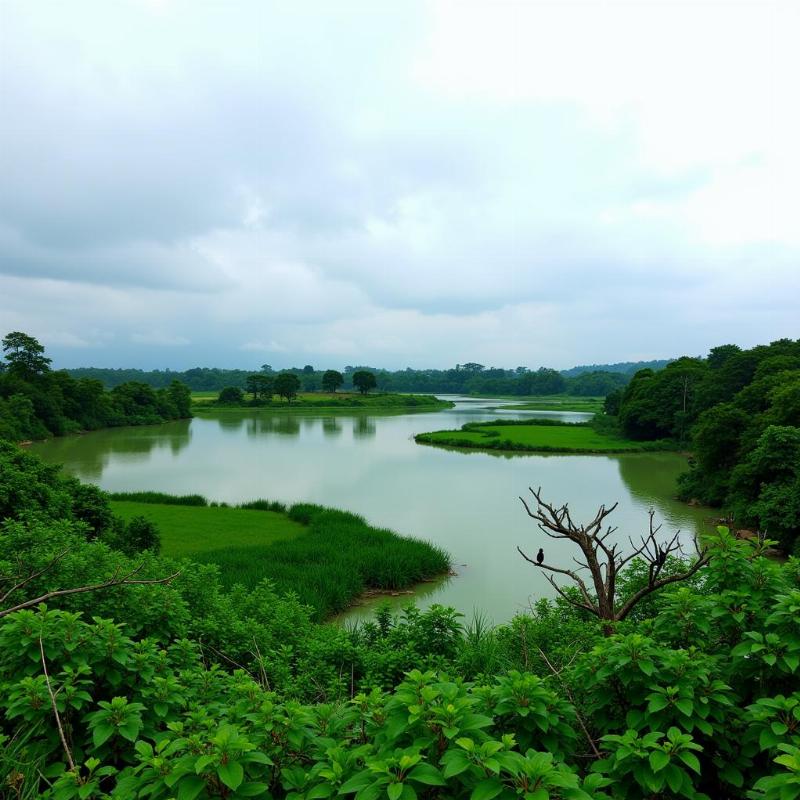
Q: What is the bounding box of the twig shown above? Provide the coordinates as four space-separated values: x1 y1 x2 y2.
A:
39 637 75 772
536 645 601 759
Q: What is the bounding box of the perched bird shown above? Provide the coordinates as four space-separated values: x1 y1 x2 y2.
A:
536 547 544 565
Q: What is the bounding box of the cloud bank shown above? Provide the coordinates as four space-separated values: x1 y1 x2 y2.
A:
0 0 796 369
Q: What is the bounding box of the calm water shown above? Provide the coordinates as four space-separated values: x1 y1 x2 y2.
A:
29 397 712 623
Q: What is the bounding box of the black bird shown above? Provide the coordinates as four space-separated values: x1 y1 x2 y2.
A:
536 548 544 565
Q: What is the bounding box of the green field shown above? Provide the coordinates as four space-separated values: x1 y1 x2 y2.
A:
111 501 304 556
110 497 450 619
193 391 453 412
484 395 604 413
415 419 672 454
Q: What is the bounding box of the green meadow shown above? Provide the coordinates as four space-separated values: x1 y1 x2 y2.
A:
110 495 451 620
415 418 672 454
110 500 305 557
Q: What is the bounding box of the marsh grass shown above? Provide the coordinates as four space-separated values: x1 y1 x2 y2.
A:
198 505 451 620
110 497 451 620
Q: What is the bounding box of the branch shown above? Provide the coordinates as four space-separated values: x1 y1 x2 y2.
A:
517 547 596 609
0 548 72 605
0 567 181 619
616 552 711 621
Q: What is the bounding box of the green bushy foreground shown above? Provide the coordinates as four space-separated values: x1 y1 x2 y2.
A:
415 419 673 454
3 442 800 799
3 530 800 799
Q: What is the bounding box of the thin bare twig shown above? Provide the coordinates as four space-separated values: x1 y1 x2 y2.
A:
39 637 75 772
536 645 601 759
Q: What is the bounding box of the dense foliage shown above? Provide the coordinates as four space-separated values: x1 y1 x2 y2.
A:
0 333 191 441
610 339 800 552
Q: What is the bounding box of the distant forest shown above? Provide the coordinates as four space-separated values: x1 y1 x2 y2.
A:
68 358 671 397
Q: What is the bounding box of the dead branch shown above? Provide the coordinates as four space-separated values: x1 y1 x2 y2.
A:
518 488 711 632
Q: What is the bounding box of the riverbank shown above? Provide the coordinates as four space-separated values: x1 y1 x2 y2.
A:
192 391 454 412
415 418 675 454
110 493 451 620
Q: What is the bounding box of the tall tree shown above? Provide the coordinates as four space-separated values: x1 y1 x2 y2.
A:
322 370 344 393
2 331 52 377
275 372 300 402
352 370 377 395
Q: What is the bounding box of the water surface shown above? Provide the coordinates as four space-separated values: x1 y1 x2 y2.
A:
29 397 712 623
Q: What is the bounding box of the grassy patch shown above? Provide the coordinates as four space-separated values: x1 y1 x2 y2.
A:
484 395 604 413
110 498 451 620
196 392 453 412
415 419 673 454
110 501 304 557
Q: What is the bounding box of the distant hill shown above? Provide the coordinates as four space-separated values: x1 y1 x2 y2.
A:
560 359 672 378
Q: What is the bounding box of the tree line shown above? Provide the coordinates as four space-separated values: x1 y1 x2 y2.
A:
607 338 800 553
68 363 647 397
0 332 192 441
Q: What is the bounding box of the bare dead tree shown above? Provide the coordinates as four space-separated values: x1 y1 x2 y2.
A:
0 555 180 620
517 487 711 634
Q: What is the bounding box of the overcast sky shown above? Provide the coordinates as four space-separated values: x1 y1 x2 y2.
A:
0 0 796 370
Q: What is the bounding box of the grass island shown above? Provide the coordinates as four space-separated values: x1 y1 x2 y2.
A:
414 418 674 454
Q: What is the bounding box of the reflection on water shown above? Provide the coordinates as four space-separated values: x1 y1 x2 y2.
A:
322 417 342 437
353 416 376 439
27 420 192 482
28 398 711 623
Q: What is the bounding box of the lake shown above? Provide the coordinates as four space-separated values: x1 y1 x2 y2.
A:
28 397 713 623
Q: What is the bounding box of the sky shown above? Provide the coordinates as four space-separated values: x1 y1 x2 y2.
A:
0 0 796 371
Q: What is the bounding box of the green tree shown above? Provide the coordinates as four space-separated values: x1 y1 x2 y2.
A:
245 374 273 402
1 331 51 377
352 370 377 395
275 372 301 401
322 369 344 393
165 380 191 418
217 386 244 404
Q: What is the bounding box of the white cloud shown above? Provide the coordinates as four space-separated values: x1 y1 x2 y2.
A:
0 0 796 369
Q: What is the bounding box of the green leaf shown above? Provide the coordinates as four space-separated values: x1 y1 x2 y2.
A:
238 783 270 797
217 760 244 791
674 699 693 717
442 754 470 779
407 764 445 786
678 751 701 774
470 778 503 800
387 782 403 800
340 771 373 795
92 724 115 748
176 775 206 800
649 750 670 772
648 695 669 713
